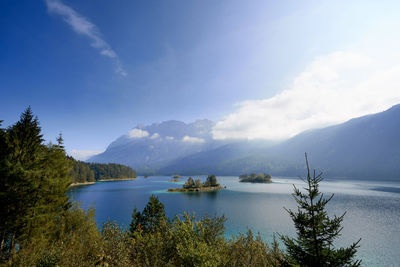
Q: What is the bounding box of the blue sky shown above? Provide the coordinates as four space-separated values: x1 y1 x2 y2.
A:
1 0 400 159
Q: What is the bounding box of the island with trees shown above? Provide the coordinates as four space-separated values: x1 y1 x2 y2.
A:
239 173 272 183
168 175 223 192
169 174 182 182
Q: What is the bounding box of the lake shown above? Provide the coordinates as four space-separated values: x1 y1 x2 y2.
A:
68 176 400 266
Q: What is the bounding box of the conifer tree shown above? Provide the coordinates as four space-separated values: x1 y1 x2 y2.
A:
130 195 167 234
206 174 217 186
0 107 45 256
27 133 71 239
0 120 11 259
0 108 72 260
281 153 361 267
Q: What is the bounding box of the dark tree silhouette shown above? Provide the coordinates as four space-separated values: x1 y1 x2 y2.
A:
281 153 361 267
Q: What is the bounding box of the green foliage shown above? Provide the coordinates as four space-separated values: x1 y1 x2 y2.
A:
13 204 102 267
69 157 95 183
101 220 131 266
184 176 195 188
226 230 286 267
0 107 71 262
69 158 136 184
128 197 285 267
281 153 361 267
130 195 167 234
195 178 203 188
170 213 225 267
206 174 218 187
239 173 272 183
183 175 219 189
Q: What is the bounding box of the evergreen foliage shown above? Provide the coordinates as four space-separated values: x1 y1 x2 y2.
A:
239 173 272 183
206 174 218 186
182 175 219 189
128 195 286 267
0 107 71 262
281 153 361 267
69 158 136 184
130 195 167 234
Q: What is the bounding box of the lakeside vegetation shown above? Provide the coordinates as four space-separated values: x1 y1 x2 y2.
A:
168 175 223 192
239 173 272 183
0 108 361 266
70 158 136 184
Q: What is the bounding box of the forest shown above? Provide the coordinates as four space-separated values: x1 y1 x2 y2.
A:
69 158 136 184
239 173 272 183
0 108 361 266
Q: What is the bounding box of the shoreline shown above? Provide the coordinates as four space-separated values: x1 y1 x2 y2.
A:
69 181 96 187
69 177 137 187
98 177 137 182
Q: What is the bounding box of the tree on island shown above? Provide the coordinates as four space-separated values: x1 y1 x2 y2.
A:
281 153 361 267
239 173 272 183
184 177 195 188
206 174 218 187
195 179 202 188
182 175 219 189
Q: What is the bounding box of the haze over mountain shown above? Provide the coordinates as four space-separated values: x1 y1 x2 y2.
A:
89 119 229 174
90 105 400 179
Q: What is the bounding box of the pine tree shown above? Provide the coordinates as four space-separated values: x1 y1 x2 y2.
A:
206 174 217 187
0 107 45 257
0 108 73 261
130 195 167 234
28 133 71 239
0 120 11 260
281 153 361 267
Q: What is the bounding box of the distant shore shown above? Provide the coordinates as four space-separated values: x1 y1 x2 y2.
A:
69 177 136 187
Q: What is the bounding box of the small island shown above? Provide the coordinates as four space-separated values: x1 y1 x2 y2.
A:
168 175 223 192
169 174 182 182
239 173 272 183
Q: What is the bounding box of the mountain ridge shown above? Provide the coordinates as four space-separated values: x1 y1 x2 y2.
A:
89 104 400 179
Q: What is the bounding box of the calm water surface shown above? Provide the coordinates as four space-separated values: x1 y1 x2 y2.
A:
68 176 400 266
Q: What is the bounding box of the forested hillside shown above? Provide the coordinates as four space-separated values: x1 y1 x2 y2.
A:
69 157 136 184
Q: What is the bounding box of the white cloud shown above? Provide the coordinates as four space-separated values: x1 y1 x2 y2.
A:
182 136 205 143
128 128 149 138
213 51 400 140
68 149 103 161
165 136 174 141
150 133 160 139
45 0 126 76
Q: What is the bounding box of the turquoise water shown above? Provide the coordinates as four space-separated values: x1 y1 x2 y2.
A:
68 176 400 266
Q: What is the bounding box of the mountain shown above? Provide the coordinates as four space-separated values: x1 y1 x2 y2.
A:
158 140 278 175
88 119 228 174
90 105 400 179
160 105 400 179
